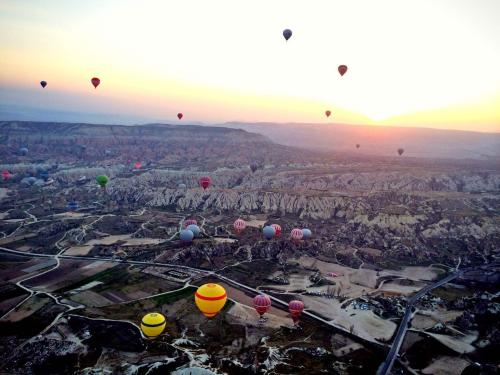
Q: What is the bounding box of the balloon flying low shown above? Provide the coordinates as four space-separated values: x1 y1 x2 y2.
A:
184 219 197 228
233 219 246 234
283 29 292 41
140 312 166 339
2 170 11 181
134 162 142 169
199 176 211 190
91 77 100 88
271 224 282 236
95 175 109 188
40 81 47 88
254 294 272 318
291 228 303 241
288 300 304 325
180 229 194 242
263 225 276 240
187 224 200 237
195 283 227 318
338 65 348 76
302 228 312 239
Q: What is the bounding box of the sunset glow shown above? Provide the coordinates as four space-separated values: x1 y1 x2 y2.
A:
1 0 499 131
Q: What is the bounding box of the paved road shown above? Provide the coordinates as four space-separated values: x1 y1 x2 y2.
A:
376 271 460 375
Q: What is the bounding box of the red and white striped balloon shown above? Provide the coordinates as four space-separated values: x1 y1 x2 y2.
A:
184 219 197 228
271 224 282 236
291 228 303 241
233 219 246 234
253 294 271 316
288 300 304 324
199 176 212 190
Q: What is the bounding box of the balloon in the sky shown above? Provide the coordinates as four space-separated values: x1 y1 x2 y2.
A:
195 283 227 318
291 228 303 241
271 224 282 237
253 294 272 319
283 29 292 41
140 312 166 339
91 77 100 89
356 144 360 149
177 113 183 120
263 225 276 240
19 147 29 156
180 229 194 242
134 162 142 169
302 228 312 239
95 175 109 191
199 176 212 190
325 110 331 118
288 300 304 325
398 148 404 156
187 224 200 238
40 81 47 88
67 201 79 211
2 170 11 181
233 219 246 234
184 218 197 228
338 65 348 76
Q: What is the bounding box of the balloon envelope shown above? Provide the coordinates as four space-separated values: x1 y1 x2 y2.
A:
95 175 109 187
199 176 211 190
134 162 142 169
263 226 276 240
187 224 200 237
291 228 303 240
195 283 227 318
40 81 47 88
271 224 282 236
288 300 304 324
253 294 272 316
302 228 312 239
177 113 183 120
283 29 292 41
234 219 246 233
398 148 404 156
325 110 331 118
180 229 194 242
338 65 348 76
184 219 197 227
140 312 166 338
356 144 360 149
91 77 100 88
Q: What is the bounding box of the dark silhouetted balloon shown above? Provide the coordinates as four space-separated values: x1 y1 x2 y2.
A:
283 29 292 41
325 110 331 118
338 65 348 76
356 144 360 149
91 77 100 88
398 148 404 156
177 113 183 120
40 81 47 88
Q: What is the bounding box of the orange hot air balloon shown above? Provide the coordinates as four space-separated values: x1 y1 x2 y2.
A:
177 113 183 120
325 110 331 118
288 300 304 325
338 65 348 76
233 218 246 234
91 77 100 88
134 162 142 169
195 283 227 318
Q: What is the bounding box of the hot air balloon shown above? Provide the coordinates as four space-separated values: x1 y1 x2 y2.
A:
325 110 331 118
19 147 29 156
40 81 47 88
263 225 276 240
356 144 360 149
199 176 211 190
140 312 166 339
195 283 227 318
271 224 282 237
180 229 194 242
39 171 49 180
302 228 312 239
2 170 11 181
67 201 79 211
177 113 183 120
187 224 200 238
253 294 272 321
398 148 404 156
291 228 303 241
338 65 348 76
184 219 197 228
134 162 142 169
250 162 259 173
95 175 109 191
91 77 100 89
288 300 304 325
283 29 292 41
233 219 246 234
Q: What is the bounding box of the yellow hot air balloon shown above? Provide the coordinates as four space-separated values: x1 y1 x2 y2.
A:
140 312 166 338
195 283 227 318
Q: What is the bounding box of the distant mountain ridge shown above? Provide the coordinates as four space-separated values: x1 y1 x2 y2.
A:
219 122 500 160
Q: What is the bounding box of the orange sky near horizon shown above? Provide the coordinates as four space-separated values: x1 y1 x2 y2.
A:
1 0 499 132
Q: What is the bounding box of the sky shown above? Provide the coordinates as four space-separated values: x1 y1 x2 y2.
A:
1 0 499 132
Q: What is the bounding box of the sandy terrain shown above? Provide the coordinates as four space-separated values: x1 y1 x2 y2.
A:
416 331 478 354
65 235 164 255
70 290 114 307
412 308 463 330
5 295 50 322
54 212 88 218
227 302 290 329
421 356 470 375
214 238 237 244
